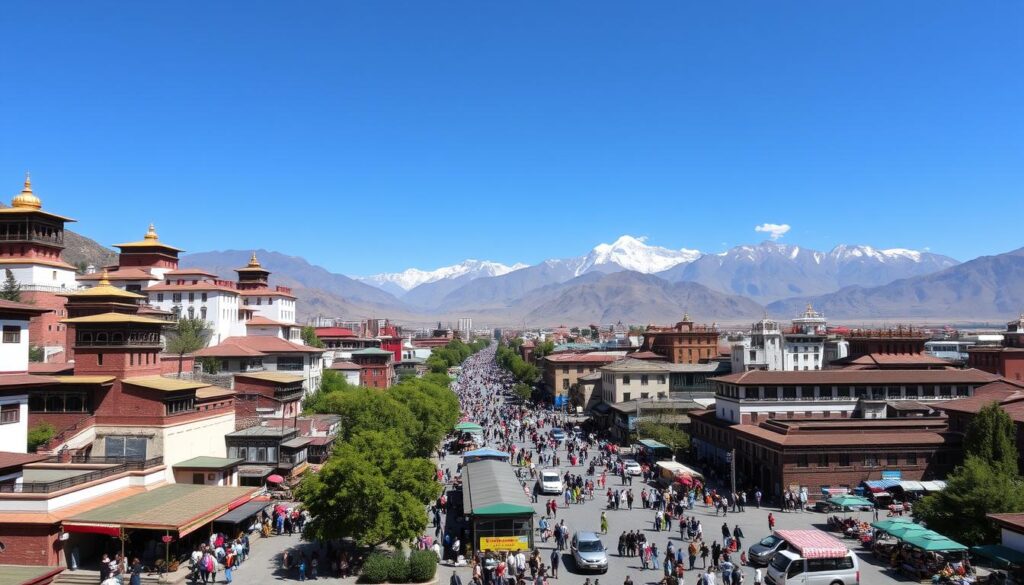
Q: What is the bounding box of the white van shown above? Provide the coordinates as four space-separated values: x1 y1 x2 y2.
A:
766 549 859 585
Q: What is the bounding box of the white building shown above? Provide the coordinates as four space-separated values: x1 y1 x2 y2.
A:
145 271 248 345
235 253 298 325
193 336 325 394
731 305 840 373
0 300 52 453
457 317 473 337
599 358 671 404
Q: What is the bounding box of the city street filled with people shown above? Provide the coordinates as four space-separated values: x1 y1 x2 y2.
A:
437 345 894 585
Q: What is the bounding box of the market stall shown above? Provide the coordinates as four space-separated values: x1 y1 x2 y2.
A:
891 531 969 582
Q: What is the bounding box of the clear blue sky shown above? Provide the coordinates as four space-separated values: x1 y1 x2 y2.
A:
1 1 1021 275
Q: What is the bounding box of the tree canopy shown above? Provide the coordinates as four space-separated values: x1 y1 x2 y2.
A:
496 341 540 385
164 317 212 377
637 420 690 454
1 269 21 302
425 338 489 374
301 325 325 348
914 401 1024 545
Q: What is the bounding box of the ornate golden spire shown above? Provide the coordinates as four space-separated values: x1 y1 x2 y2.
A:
98 268 111 286
11 172 42 210
144 223 159 241
248 251 261 268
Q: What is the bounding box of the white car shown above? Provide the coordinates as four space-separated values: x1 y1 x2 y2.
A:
538 469 563 495
623 460 643 476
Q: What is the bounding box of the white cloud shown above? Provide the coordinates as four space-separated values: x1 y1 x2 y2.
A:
755 223 791 241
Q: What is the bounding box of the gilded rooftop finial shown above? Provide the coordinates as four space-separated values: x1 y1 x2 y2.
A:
11 172 42 210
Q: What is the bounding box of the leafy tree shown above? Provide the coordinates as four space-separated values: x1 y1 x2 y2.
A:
914 456 1024 545
1 269 21 302
534 340 555 359
197 356 221 375
301 325 324 348
513 383 533 402
637 420 690 455
164 317 212 377
29 346 45 363
296 430 440 546
28 422 56 452
964 401 1019 476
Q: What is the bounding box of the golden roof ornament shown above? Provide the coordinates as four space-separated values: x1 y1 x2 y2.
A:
144 223 159 241
11 172 42 210
98 268 111 286
248 251 261 268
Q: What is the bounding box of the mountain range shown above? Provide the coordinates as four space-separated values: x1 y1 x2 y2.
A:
48 226 1024 326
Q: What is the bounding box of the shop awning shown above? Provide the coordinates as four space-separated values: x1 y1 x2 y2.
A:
971 544 1024 569
455 422 483 432
638 439 669 450
898 480 925 491
238 465 274 478
213 499 271 526
902 531 967 552
864 479 901 490
871 518 914 532
63 484 257 537
919 480 948 491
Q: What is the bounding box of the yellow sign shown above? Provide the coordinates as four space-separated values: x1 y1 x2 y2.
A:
479 536 530 551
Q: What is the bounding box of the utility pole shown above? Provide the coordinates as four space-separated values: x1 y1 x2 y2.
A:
729 447 737 495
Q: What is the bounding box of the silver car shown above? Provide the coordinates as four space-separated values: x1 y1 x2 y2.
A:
571 531 608 573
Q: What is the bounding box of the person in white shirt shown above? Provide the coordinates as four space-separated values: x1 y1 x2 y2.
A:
754 567 763 585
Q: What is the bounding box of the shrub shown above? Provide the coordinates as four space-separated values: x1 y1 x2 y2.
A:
360 553 392 584
408 550 438 583
386 554 410 583
27 422 56 452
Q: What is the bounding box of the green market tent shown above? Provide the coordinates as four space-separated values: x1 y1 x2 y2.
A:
901 531 967 552
455 422 484 432
827 495 873 508
871 518 914 532
885 523 931 539
971 545 1024 569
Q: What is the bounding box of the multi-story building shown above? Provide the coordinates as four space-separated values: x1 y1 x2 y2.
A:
967 315 1024 382
0 300 53 452
193 335 324 394
146 270 248 345
79 223 183 292
940 378 1024 472
640 314 719 364
236 253 298 324
349 347 395 388
731 305 844 373
690 367 1000 501
599 358 671 404
0 175 79 362
542 352 623 406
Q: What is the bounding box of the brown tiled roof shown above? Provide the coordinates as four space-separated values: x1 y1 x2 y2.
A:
239 289 297 299
146 282 239 294
0 299 52 316
163 269 219 278
989 513 1024 532
329 360 360 371
733 423 955 448
848 353 952 366
0 374 60 387
246 316 291 327
938 380 1024 422
0 452 50 473
544 353 622 364
78 267 156 281
195 336 322 356
315 327 356 338
712 369 1000 385
28 362 75 375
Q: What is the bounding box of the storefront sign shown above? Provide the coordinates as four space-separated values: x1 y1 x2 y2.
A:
479 536 530 551
881 470 902 480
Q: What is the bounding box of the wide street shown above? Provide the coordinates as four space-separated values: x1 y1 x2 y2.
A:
440 347 898 585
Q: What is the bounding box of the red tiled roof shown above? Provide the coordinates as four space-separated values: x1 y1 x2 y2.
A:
28 363 76 374
628 351 668 361
329 360 360 370
847 353 952 366
713 368 1000 385
246 316 291 327
0 299 52 316
146 282 239 294
163 269 219 278
938 380 1024 422
239 289 297 299
195 336 322 357
315 327 356 338
0 374 60 387
0 451 50 472
989 513 1024 532
544 353 623 364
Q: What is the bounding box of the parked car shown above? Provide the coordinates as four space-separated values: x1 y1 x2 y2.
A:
623 459 643 476
748 534 789 566
571 531 609 573
550 428 566 443
538 469 563 495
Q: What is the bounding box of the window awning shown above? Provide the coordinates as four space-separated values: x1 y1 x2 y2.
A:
213 499 271 525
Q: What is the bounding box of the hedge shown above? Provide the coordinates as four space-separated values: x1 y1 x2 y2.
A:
360 551 436 584
408 550 438 582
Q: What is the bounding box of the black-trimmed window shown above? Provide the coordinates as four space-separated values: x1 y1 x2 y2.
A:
2 326 20 344
0 404 19 424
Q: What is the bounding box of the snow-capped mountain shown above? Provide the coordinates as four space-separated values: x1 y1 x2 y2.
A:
572 235 702 275
356 259 528 296
658 241 958 304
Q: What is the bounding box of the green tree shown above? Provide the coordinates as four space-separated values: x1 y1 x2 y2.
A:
164 317 212 377
301 325 324 348
1 269 21 302
964 402 1019 476
28 422 56 452
512 383 533 402
29 346 45 363
296 430 440 546
534 340 555 359
637 420 690 455
914 456 1024 545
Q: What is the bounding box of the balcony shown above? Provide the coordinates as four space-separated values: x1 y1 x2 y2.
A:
0 457 164 494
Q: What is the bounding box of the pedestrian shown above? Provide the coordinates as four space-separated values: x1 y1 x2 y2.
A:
733 525 744 548
451 571 464 585
549 549 559 579
768 513 775 532
600 511 608 534
754 567 763 585
129 558 142 585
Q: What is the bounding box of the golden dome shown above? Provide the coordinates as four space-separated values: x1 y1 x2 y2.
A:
11 172 42 210
98 268 111 286
144 223 159 241
248 252 261 268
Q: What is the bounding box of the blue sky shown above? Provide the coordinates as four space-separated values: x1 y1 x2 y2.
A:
1 1 1021 275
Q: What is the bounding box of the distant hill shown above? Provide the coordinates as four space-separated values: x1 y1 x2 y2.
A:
766 247 1024 320
63 230 117 271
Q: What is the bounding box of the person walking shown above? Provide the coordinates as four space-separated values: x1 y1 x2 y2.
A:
549 548 560 579
768 513 776 532
129 558 143 585
754 567 763 585
733 525 745 549
600 511 609 534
